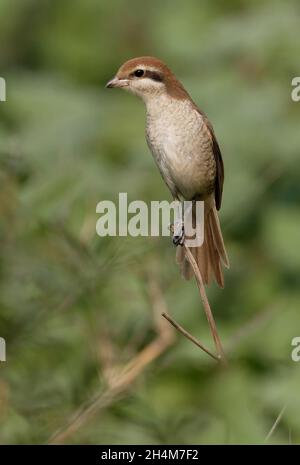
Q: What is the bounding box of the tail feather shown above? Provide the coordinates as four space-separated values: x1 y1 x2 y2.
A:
206 216 224 288
210 207 230 268
176 204 229 287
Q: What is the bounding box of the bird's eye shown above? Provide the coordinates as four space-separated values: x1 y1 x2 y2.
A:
134 69 144 78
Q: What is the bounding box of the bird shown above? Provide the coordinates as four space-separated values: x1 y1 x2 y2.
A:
106 56 229 287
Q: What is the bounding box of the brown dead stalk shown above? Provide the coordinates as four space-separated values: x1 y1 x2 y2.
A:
166 224 226 363
48 275 175 445
162 312 219 361
183 244 226 363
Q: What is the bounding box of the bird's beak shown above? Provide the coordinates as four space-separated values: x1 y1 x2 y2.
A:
106 77 129 89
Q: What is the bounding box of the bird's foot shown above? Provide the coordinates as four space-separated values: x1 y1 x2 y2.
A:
171 221 185 246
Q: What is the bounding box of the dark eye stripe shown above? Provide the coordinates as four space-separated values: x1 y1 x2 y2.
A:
130 69 163 82
144 70 163 82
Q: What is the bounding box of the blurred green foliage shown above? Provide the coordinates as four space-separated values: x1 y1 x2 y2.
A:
1 0 300 444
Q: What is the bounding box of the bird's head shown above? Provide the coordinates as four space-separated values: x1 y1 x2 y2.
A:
106 56 188 102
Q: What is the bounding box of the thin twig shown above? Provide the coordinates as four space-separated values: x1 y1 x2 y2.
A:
162 312 219 362
183 244 227 363
265 405 286 442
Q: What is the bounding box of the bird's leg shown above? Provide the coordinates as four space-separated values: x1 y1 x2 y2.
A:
172 200 195 246
172 219 185 246
172 201 185 246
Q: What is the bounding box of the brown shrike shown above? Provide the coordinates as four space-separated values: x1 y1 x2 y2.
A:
106 57 229 287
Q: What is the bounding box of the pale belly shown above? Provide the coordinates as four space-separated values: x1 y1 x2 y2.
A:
146 100 216 200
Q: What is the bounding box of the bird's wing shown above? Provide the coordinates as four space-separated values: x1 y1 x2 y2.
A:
194 105 224 210
206 120 224 211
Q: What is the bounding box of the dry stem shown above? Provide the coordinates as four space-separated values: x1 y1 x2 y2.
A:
183 244 226 363
162 312 219 362
48 274 174 444
265 405 287 442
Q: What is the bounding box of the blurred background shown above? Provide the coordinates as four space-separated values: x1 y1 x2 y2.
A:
1 0 300 445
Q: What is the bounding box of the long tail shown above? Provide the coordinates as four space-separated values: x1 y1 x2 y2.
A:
176 202 229 287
